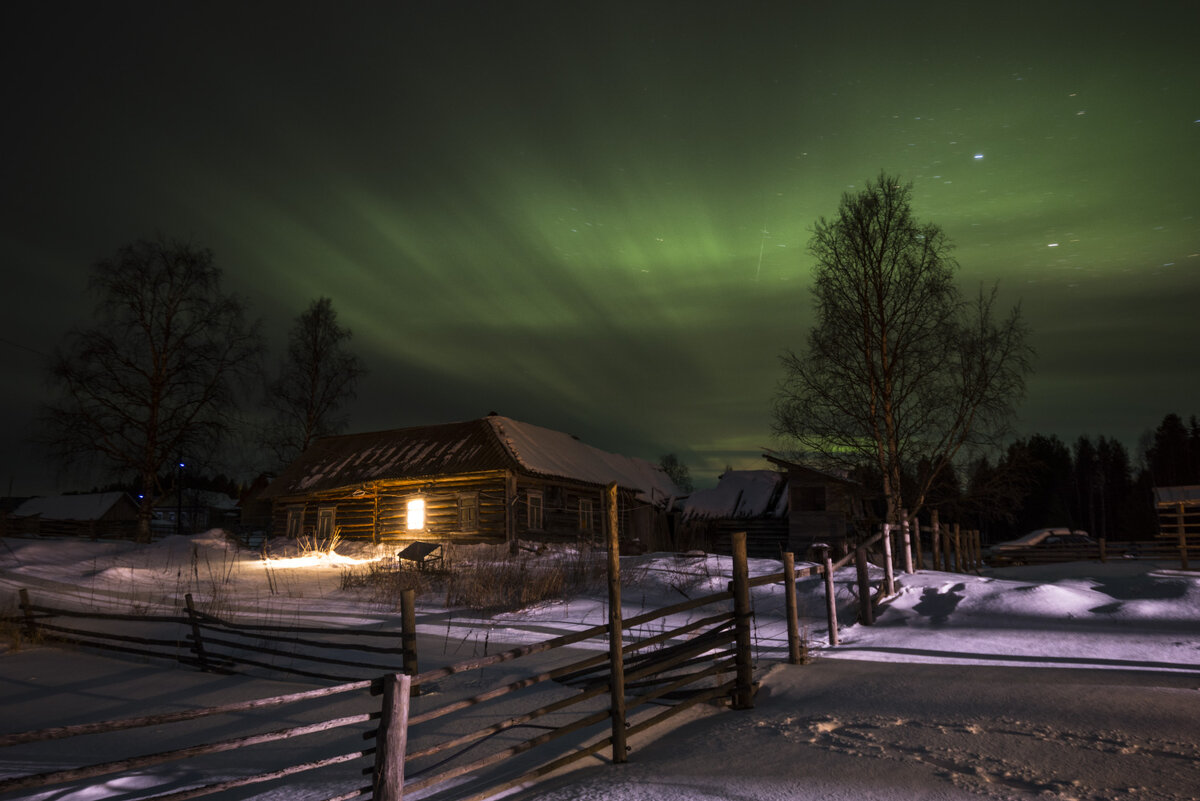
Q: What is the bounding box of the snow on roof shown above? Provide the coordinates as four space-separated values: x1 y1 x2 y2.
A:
261 415 680 503
486 416 679 503
681 470 787 520
259 420 511 498
1153 485 1200 507
12 492 133 521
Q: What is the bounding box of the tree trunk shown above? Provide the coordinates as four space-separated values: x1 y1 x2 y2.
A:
136 483 154 543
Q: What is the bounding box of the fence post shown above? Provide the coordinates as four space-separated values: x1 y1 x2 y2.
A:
400 589 419 696
782 552 802 665
604 482 628 762
901 511 914 574
1099 537 1108 563
881 523 895 597
931 509 942 572
18 588 38 643
953 523 962 573
1178 502 1190 570
818 545 839 647
730 531 754 709
854 546 874 626
912 515 923 572
374 672 412 801
183 594 210 672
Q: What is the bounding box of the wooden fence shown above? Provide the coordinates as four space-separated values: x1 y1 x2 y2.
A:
881 507 1199 570
4 503 1187 799
0 675 380 800
1157 498 1200 537
15 588 412 682
13 487 1016 799
3 483 881 801
1156 499 1200 569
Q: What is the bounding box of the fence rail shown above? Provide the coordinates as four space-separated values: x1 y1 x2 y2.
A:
15 588 409 682
1157 500 1200 538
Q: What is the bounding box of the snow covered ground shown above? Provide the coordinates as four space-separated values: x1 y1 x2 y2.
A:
1 532 1198 800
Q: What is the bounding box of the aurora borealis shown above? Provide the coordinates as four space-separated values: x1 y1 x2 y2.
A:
3 2 1197 492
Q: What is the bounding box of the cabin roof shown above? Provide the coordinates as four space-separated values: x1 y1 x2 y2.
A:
762 453 862 487
681 470 788 520
1153 485 1200 508
261 415 679 503
11 492 136 521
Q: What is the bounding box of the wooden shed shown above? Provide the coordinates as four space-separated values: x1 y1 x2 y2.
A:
258 414 680 547
1152 485 1200 539
678 470 789 558
763 455 869 556
8 492 140 539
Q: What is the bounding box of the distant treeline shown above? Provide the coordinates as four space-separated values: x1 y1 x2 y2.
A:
82 471 256 504
894 412 1200 542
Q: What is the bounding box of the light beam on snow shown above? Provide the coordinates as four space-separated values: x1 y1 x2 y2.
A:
257 551 384 569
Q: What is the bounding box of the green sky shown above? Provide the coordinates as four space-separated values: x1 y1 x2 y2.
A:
3 2 1197 492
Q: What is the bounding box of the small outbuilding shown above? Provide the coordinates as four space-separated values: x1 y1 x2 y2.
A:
152 490 241 536
764 454 869 555
678 470 789 557
7 492 140 539
258 414 680 548
1152 485 1200 539
678 457 868 559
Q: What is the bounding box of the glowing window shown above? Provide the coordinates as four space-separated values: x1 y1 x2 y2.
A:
407 498 425 530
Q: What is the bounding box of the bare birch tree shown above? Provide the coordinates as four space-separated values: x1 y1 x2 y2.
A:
261 297 366 468
40 238 263 541
773 173 1033 524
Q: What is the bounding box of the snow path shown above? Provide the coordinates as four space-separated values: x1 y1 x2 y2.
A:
506 659 1200 801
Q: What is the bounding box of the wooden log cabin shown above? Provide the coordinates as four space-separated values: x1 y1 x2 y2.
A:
258 414 681 548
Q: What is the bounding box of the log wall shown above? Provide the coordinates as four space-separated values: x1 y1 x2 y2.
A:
267 471 642 545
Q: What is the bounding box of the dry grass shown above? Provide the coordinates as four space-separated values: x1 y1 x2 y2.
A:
0 598 39 653
339 559 440 609
444 544 618 612
341 542 620 613
296 529 343 558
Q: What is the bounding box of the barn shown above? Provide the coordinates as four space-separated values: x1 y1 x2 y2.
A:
258 414 681 548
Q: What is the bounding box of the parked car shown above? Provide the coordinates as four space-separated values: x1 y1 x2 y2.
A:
986 527 1096 567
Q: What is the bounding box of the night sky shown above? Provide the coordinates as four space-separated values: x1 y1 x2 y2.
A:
3 2 1198 494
